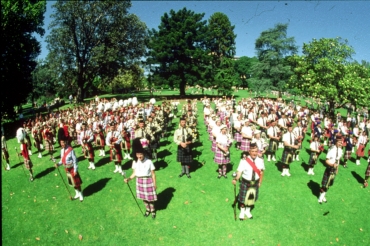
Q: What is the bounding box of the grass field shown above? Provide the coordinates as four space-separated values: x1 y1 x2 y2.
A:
2 90 370 246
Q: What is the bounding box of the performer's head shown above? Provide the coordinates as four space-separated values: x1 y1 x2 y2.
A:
180 118 186 128
220 125 227 134
60 139 68 149
254 130 261 139
335 135 343 147
132 138 145 161
249 143 258 159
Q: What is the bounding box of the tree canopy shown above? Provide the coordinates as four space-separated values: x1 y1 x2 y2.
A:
46 0 147 101
249 23 297 95
147 8 209 96
287 37 370 116
1 0 46 119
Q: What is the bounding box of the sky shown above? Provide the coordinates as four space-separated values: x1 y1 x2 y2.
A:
38 1 370 63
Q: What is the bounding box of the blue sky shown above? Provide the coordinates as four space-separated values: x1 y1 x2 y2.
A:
38 1 370 62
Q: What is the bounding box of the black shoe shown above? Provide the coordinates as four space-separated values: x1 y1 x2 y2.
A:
30 177 34 182
144 211 150 217
343 165 347 168
186 174 191 178
223 175 228 179
152 213 156 219
217 175 222 179
179 173 184 178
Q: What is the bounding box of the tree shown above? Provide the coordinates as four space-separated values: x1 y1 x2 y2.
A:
31 59 59 104
249 23 297 95
46 1 147 102
287 37 370 117
207 12 237 94
147 8 208 96
1 0 46 119
234 56 258 89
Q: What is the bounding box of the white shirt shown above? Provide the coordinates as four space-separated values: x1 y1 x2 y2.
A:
216 133 228 145
310 141 320 152
283 131 296 146
241 125 253 139
326 146 343 164
132 158 155 177
237 156 265 181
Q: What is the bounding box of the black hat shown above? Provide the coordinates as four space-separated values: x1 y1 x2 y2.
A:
109 121 116 126
132 138 145 155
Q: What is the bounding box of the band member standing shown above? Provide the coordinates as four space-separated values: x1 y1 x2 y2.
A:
80 122 96 170
240 120 253 152
94 119 106 157
19 139 34 181
281 126 298 177
266 120 281 162
251 130 267 159
278 114 288 148
106 122 124 174
257 112 268 134
307 134 323 175
355 131 368 165
120 127 132 160
233 115 243 149
2 135 11 170
232 144 264 220
42 124 55 162
292 122 304 161
318 135 343 204
32 122 43 158
124 138 157 219
55 139 83 201
134 120 152 159
214 125 232 179
174 118 193 178
343 133 353 168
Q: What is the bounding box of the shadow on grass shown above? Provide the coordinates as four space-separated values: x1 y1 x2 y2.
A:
190 159 204 173
156 187 176 211
301 162 310 172
83 178 112 197
307 180 321 197
11 162 24 169
274 161 283 172
351 171 364 184
34 166 55 180
158 149 172 160
122 160 134 171
154 159 168 170
95 157 111 168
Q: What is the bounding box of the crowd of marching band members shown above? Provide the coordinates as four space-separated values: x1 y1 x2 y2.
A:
2 94 370 213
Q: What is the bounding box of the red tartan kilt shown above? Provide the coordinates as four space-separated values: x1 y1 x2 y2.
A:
110 146 122 162
65 167 82 188
84 143 95 158
94 133 105 147
356 144 365 157
310 122 315 131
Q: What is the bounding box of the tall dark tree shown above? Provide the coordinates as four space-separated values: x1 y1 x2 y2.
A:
147 8 208 96
1 0 46 119
207 12 237 94
46 0 147 101
249 23 297 95
234 56 258 89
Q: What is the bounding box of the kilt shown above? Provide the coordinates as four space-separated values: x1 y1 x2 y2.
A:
356 144 365 157
211 140 217 152
24 159 33 170
177 145 193 164
136 177 157 202
121 140 131 151
308 152 319 166
2 148 9 159
149 139 159 150
344 150 352 160
234 132 242 143
365 163 370 177
321 167 336 189
267 140 278 153
65 167 82 188
44 139 54 152
214 144 230 164
83 143 95 159
238 179 260 205
281 148 294 165
209 132 213 141
95 132 105 147
240 138 251 151
110 145 122 162
130 128 136 140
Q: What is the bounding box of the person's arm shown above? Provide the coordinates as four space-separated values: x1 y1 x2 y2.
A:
124 165 137 183
232 171 242 185
151 170 156 190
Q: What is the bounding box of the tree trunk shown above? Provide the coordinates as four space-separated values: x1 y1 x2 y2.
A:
179 79 186 97
328 100 335 119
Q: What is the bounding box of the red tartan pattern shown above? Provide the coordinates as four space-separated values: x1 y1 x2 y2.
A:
136 177 157 201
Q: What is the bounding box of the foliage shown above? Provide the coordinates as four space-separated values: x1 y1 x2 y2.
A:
46 0 147 102
287 37 370 115
111 64 144 92
249 23 297 94
147 8 209 96
234 56 258 88
1 0 46 119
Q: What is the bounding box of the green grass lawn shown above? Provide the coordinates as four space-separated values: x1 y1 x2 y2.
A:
2 90 369 245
